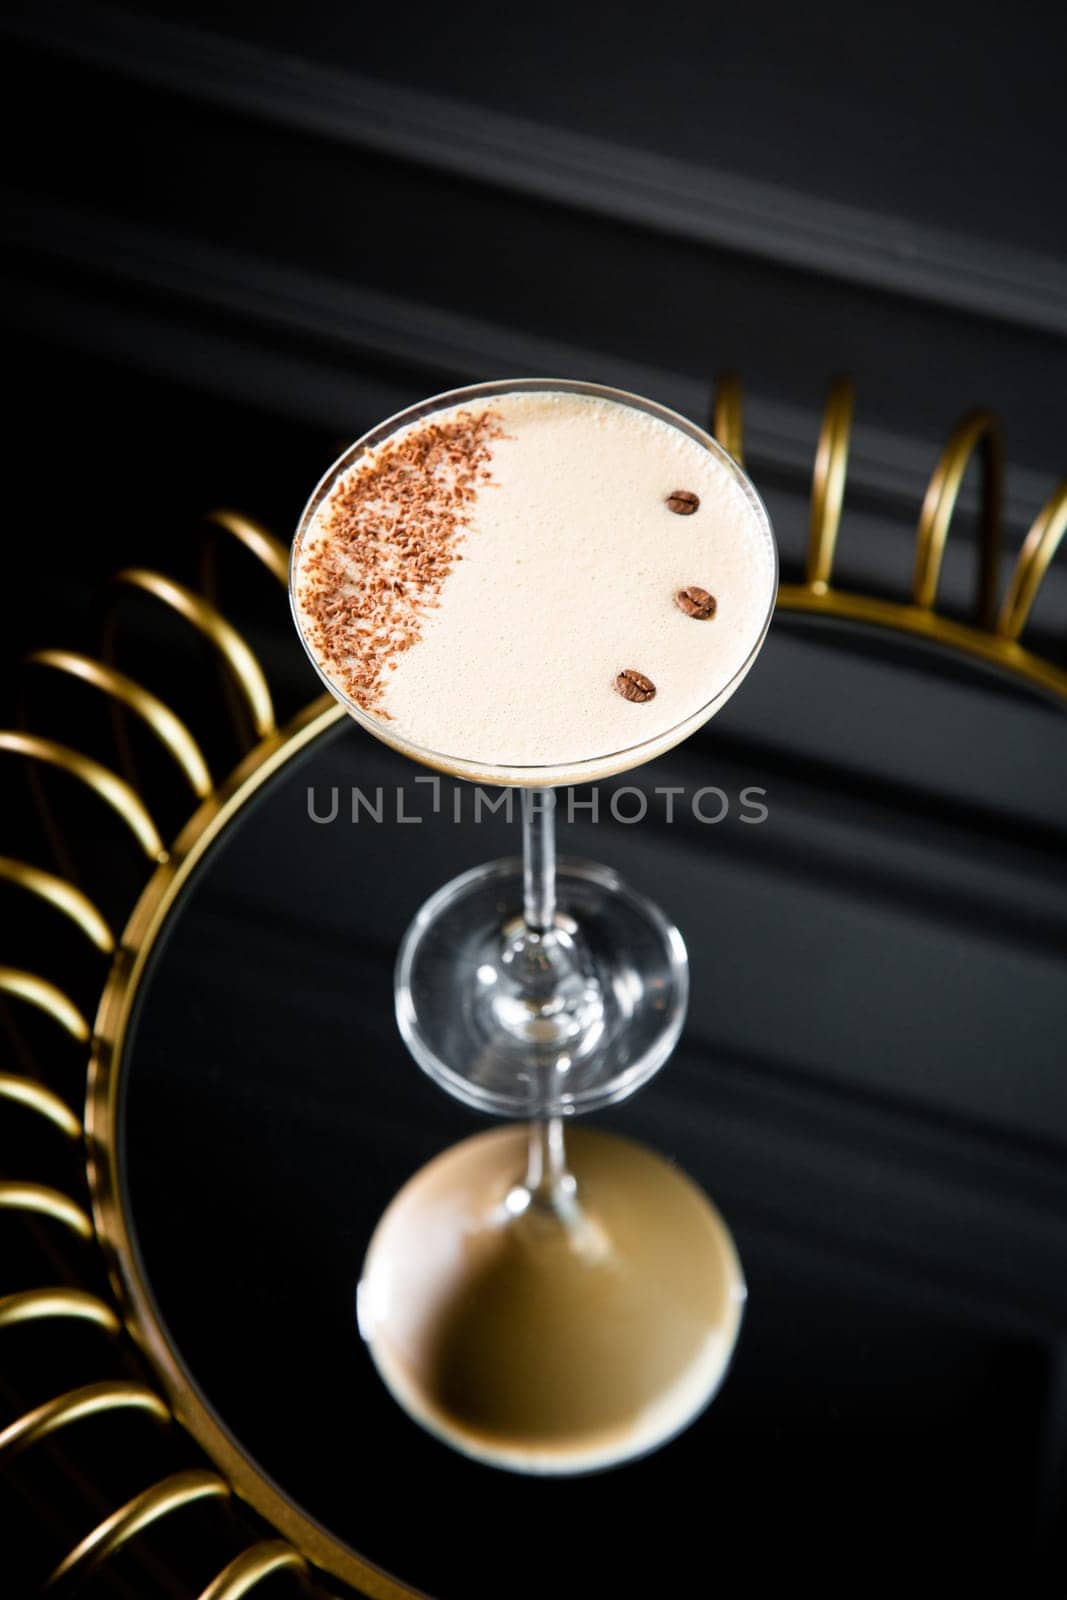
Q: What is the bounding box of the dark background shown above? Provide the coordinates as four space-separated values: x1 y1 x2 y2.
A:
1 2 1065 1595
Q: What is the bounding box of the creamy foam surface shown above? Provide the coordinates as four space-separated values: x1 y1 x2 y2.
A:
295 390 775 774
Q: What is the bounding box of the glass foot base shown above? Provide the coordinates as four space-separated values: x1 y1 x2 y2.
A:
395 858 688 1117
358 1126 746 1475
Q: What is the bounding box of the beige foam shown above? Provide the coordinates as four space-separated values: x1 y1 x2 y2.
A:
298 390 775 780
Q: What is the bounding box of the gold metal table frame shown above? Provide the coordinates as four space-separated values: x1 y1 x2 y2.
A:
1 376 1065 1599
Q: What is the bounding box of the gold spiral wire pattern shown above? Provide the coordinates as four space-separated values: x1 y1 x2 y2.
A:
202 509 291 589
0 968 90 1045
0 1288 119 1334
807 377 855 592
0 1074 82 1139
911 408 1003 627
23 650 214 799
996 479 1067 641
0 1182 93 1240
0 1379 169 1463
109 569 276 741
0 529 296 1597
0 525 305 1595
0 730 166 862
711 371 744 467
46 1468 229 1593
195 1540 309 1600
0 857 114 953
712 375 1067 701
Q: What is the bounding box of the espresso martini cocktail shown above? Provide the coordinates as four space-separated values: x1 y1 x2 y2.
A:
292 386 776 786
290 380 777 1474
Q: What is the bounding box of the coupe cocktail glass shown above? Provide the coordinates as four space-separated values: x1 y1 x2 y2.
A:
291 378 777 1472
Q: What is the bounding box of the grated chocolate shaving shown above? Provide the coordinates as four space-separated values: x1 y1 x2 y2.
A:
296 407 505 715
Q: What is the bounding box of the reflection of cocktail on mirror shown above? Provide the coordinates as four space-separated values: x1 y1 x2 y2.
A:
290 379 777 1473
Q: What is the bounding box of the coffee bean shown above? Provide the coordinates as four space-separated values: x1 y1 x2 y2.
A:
674 586 717 619
666 489 700 515
615 669 657 703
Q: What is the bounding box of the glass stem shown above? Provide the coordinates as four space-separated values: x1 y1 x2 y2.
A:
519 789 575 1211
522 787 557 933
525 1115 572 1207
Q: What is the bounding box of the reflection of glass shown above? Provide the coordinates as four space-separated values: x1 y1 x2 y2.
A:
290 378 777 1471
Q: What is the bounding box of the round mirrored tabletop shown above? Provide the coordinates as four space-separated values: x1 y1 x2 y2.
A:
113 615 1067 1595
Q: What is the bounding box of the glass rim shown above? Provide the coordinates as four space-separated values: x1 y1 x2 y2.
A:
289 376 779 781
